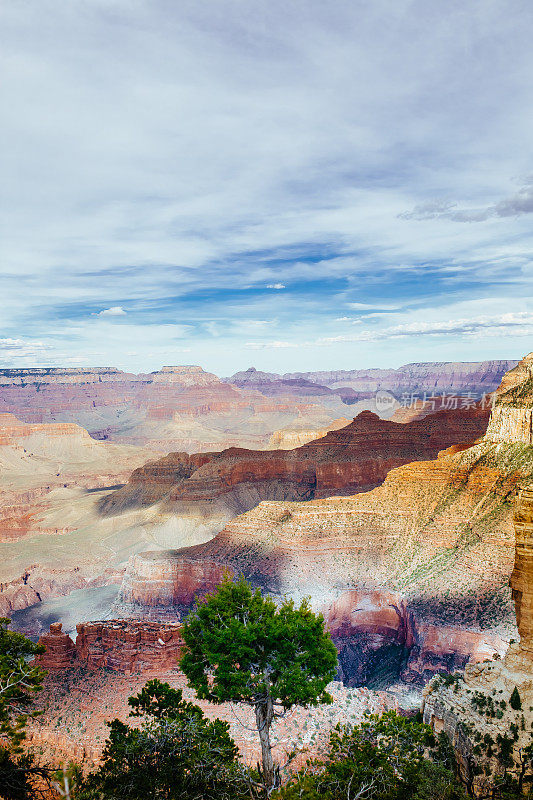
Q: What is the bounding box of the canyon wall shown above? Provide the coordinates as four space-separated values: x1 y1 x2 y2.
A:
485 354 533 445
422 487 533 794
103 405 490 516
230 360 518 397
116 354 533 685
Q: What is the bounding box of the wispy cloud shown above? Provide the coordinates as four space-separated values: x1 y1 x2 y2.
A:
400 178 533 223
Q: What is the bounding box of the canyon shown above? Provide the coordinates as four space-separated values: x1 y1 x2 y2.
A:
0 357 525 677
0 364 494 628
8 354 533 778
116 353 533 686
0 365 353 454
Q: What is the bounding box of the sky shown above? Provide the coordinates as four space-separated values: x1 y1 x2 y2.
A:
1 0 533 376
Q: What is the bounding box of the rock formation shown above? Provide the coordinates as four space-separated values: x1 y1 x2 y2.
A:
104 406 490 514
510 488 533 653
35 623 76 671
75 620 183 672
117 354 533 686
422 485 533 793
485 354 533 445
34 620 183 674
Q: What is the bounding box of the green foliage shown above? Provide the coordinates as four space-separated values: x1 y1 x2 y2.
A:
180 574 338 709
180 574 338 791
0 618 45 751
496 733 514 768
76 679 248 800
510 687 522 711
275 711 467 800
0 746 55 800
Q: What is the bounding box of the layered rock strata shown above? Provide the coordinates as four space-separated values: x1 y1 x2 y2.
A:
35 620 183 674
35 622 76 671
0 365 347 453
104 406 490 515
485 353 533 445
118 354 533 685
75 620 183 672
423 487 533 793
510 489 533 653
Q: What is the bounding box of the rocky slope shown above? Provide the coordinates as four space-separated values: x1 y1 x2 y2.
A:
422 489 533 794
118 354 533 686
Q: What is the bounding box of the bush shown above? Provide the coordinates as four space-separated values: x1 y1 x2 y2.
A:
275 711 467 800
76 679 250 800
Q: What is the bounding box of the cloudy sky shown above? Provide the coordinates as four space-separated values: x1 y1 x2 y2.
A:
2 0 533 375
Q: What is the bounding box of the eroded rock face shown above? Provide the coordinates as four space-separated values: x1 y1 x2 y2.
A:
509 489 533 653
34 620 183 674
75 620 183 672
104 406 490 515
485 352 533 445
423 487 533 793
119 552 232 611
36 623 76 671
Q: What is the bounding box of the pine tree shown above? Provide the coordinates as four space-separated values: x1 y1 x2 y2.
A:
180 574 338 794
510 686 522 711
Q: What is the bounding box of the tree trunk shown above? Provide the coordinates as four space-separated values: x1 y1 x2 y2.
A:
255 697 276 794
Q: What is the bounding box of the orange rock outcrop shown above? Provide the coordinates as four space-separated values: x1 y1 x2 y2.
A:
36 623 76 671
75 620 183 672
35 620 183 675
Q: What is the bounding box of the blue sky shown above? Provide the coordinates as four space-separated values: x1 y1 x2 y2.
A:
1 0 533 375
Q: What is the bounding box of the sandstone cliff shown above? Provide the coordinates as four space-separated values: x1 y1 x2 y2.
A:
422 488 533 794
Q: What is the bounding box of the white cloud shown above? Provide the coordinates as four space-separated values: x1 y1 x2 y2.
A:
97 306 127 317
266 284 286 290
317 312 533 345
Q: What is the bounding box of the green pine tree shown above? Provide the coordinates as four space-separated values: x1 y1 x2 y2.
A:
180 574 338 794
510 687 522 711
